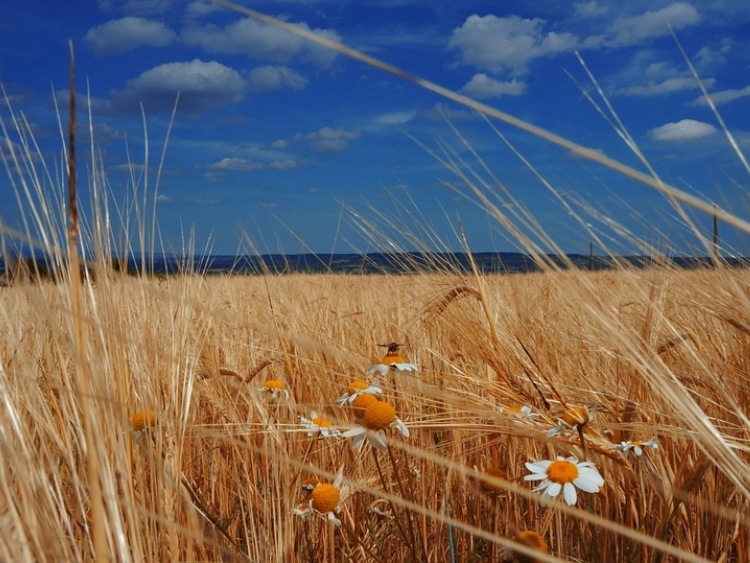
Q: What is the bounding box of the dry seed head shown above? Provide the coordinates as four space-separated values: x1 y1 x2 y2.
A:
311 483 340 513
130 410 157 431
363 401 397 430
351 393 379 417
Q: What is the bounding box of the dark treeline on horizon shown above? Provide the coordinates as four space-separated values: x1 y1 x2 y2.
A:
1 251 747 281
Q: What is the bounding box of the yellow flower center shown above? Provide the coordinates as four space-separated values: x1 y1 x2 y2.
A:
311 483 340 513
547 460 579 484
264 380 285 390
381 352 405 364
562 406 589 426
514 530 548 559
312 417 332 427
351 393 379 417
130 410 157 431
506 406 522 415
347 380 368 395
363 401 397 430
480 467 507 493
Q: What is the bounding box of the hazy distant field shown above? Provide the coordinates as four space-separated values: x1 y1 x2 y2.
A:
0 266 747 561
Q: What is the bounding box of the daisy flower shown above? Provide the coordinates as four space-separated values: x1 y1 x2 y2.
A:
510 530 548 563
336 380 382 407
547 405 596 437
261 379 290 401
524 455 605 506
300 412 342 439
613 437 658 456
293 474 344 526
342 400 409 449
366 342 419 376
502 405 540 419
369 500 394 520
130 410 158 432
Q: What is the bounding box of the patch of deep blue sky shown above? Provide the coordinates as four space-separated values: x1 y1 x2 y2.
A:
1 0 749 256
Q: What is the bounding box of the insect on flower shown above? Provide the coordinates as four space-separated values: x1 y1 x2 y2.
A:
524 455 605 506
366 342 419 376
261 379 290 401
613 437 658 456
130 410 158 432
547 405 596 437
293 474 344 526
336 380 382 407
342 400 409 449
300 412 342 439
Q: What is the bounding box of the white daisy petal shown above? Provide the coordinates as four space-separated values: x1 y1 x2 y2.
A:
368 430 388 449
367 364 390 376
562 482 578 505
391 417 410 438
545 482 562 499
525 460 553 473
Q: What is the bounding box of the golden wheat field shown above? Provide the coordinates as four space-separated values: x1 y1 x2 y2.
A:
0 265 748 562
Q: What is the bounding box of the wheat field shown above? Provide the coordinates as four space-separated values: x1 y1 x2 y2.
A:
0 264 748 561
2 5 750 560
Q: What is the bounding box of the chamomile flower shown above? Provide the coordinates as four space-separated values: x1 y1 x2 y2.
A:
547 405 596 437
510 530 548 563
261 379 290 401
293 475 344 526
130 410 158 432
366 342 419 376
336 380 383 407
369 500 394 520
524 455 604 506
300 412 342 439
502 405 540 419
613 437 658 456
342 400 409 449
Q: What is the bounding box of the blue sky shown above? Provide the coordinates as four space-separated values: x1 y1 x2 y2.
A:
1 0 749 257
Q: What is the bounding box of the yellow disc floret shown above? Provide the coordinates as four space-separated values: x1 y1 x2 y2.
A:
311 483 340 513
512 530 547 563
130 410 157 431
547 460 579 484
312 417 332 427
264 379 285 390
351 393 379 418
347 380 368 395
363 401 397 430
562 406 589 426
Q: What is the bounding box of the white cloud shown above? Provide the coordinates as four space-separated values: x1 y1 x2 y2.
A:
690 85 750 107
208 157 263 171
182 18 340 67
84 17 176 55
649 119 717 141
304 127 361 154
608 3 700 47
110 59 246 113
247 66 307 92
459 74 525 99
621 76 714 96
448 14 578 75
374 111 416 125
575 1 608 18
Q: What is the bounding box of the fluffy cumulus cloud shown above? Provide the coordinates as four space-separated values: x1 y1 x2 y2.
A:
303 127 361 154
459 74 525 99
607 2 700 47
649 119 717 141
109 59 246 113
182 18 340 67
449 14 578 75
84 17 176 55
247 66 307 92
